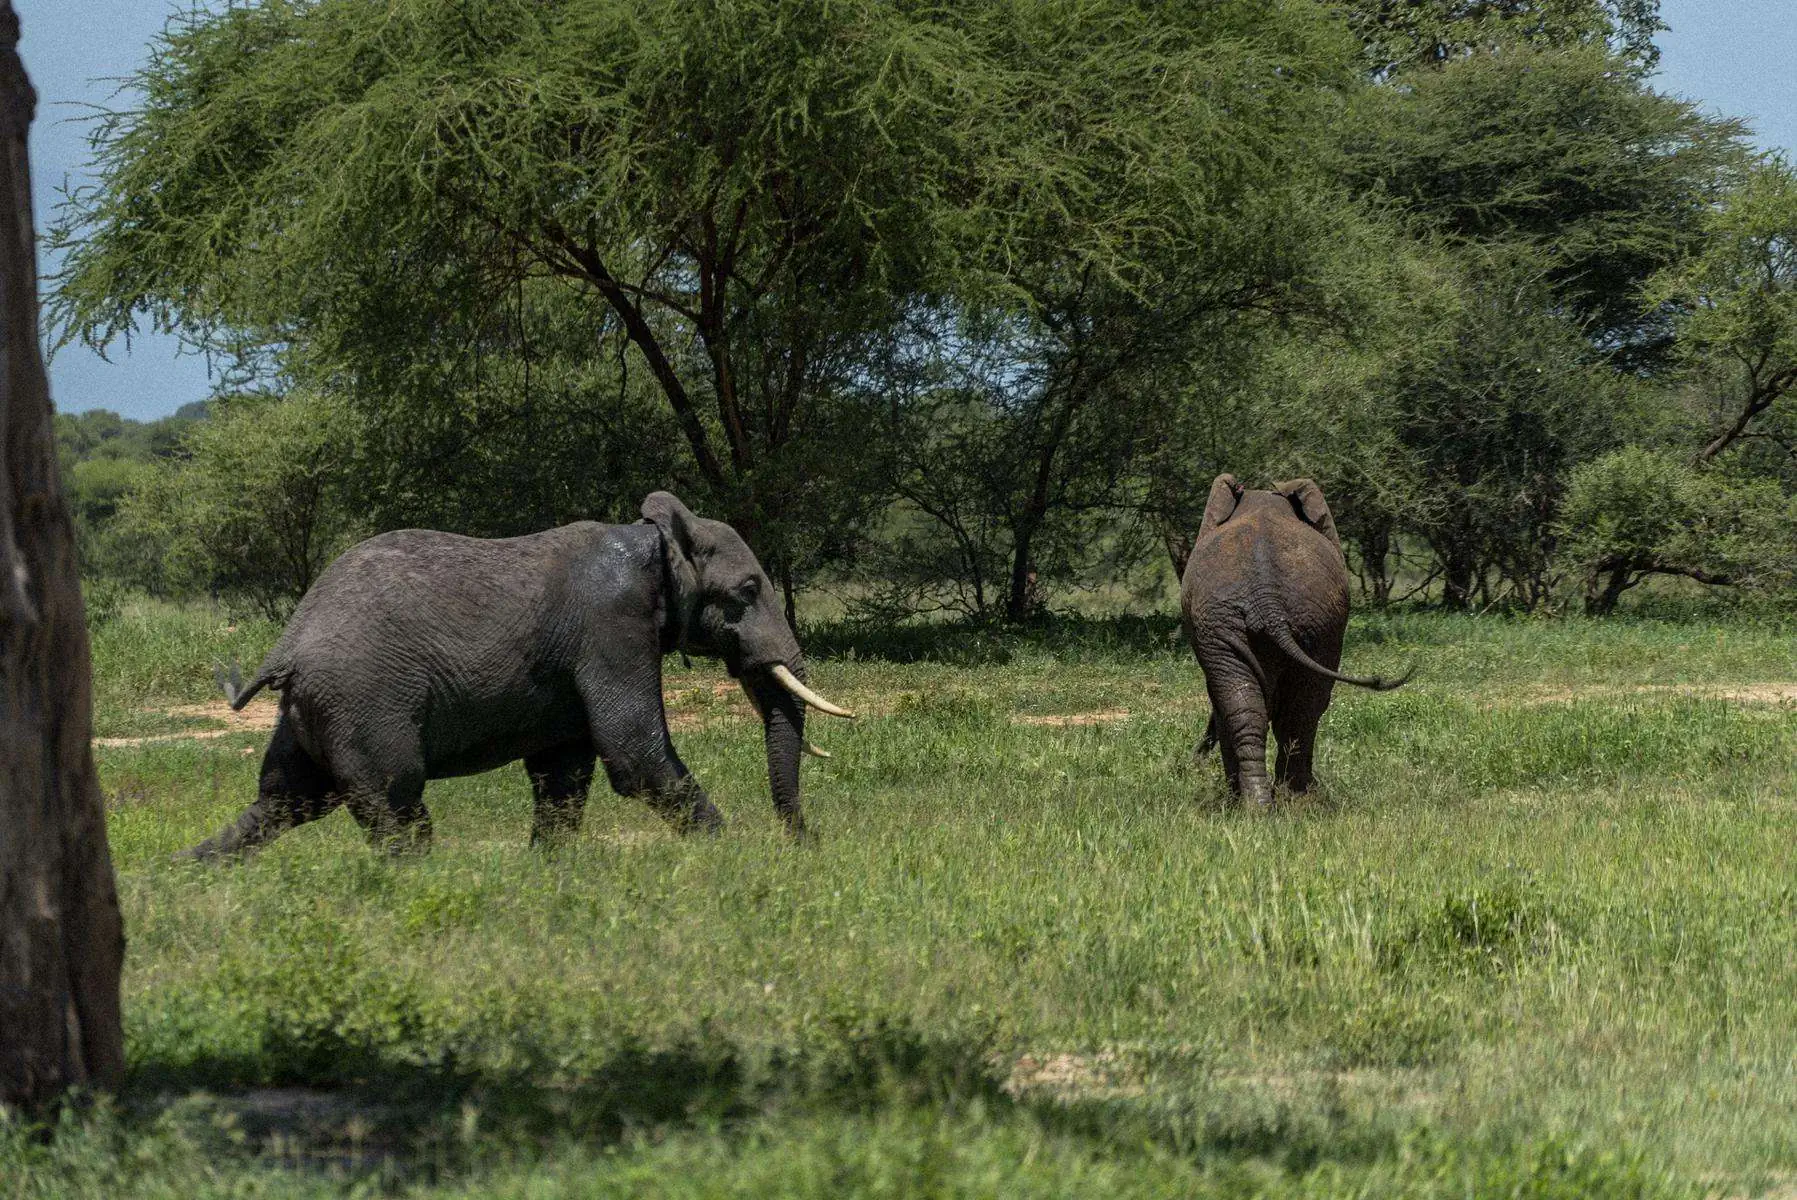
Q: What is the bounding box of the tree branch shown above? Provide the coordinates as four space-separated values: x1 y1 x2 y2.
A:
535 217 729 488
1694 363 1797 464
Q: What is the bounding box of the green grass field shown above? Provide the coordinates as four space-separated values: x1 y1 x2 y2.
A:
8 600 1797 1197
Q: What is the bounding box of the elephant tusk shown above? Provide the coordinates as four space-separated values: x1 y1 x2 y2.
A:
739 679 836 758
771 664 856 719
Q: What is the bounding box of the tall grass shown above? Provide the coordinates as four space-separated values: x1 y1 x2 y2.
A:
13 603 1797 1196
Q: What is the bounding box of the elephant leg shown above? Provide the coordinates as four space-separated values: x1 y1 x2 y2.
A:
581 678 723 835
341 769 432 856
525 741 597 847
1273 681 1335 794
175 716 339 862
326 732 432 856
638 773 722 834
1207 672 1273 808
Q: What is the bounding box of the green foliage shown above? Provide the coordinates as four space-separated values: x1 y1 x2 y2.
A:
1557 447 1797 613
1646 159 1797 468
53 404 204 581
1346 44 1750 366
50 0 1365 616
339 280 686 538
1350 0 1665 77
49 0 1016 584
40 0 1797 620
116 392 366 619
1370 256 1639 608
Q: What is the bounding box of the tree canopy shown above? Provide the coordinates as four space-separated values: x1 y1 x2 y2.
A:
47 0 1797 619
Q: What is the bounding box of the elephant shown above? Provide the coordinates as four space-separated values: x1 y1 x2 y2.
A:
176 492 854 861
1181 475 1411 807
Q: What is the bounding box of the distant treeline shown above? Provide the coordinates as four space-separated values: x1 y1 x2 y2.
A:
56 403 206 586
47 0 1797 622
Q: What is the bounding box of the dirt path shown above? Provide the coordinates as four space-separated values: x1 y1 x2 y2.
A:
1013 709 1132 726
94 697 281 748
97 684 767 747
1504 681 1797 707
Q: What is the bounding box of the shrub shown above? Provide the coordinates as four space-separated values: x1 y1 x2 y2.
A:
115 391 367 620
1557 447 1797 613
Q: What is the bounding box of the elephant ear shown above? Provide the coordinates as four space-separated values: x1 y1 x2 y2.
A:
1274 478 1340 549
1196 474 1243 541
641 491 702 635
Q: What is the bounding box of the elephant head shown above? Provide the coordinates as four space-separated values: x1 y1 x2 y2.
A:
642 492 852 835
1197 474 1341 552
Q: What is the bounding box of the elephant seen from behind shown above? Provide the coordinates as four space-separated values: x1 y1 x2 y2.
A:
1181 475 1411 807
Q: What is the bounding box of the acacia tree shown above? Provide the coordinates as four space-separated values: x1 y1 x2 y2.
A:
51 0 994 614
1349 0 1664 77
885 0 1359 621
54 0 1368 625
0 2 125 1110
1346 43 1751 370
1374 256 1632 609
1646 160 1797 467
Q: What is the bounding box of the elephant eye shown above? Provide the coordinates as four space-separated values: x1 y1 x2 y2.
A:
736 578 761 603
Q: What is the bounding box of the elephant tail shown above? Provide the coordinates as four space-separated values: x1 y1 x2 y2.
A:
1266 627 1415 692
214 659 281 711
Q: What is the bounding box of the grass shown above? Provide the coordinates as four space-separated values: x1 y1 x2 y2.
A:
8 600 1797 1196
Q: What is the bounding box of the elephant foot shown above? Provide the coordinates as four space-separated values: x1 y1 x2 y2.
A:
678 809 725 836
354 818 432 858
653 777 724 835
171 830 255 866
1242 782 1276 810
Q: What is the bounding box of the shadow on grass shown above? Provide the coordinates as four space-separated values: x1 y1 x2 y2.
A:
105 1018 1423 1189
118 1019 1013 1185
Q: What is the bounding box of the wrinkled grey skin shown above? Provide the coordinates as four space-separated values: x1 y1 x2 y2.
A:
1181 475 1412 807
178 492 818 860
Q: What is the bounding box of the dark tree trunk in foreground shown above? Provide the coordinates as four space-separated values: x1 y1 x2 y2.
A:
0 2 126 1111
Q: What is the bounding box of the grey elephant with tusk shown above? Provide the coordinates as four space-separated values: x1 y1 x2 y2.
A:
176 491 854 861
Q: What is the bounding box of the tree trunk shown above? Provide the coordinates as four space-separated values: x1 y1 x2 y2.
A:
1355 524 1392 606
1160 519 1193 584
1584 560 1633 616
1005 522 1039 624
1440 545 1476 611
0 2 126 1111
780 559 797 631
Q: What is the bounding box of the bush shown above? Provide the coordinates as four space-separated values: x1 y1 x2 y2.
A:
1557 447 1797 613
115 391 367 620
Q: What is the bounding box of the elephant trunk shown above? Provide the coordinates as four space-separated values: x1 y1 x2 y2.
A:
750 670 807 837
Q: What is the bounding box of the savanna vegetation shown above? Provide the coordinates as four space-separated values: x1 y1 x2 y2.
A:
46 0 1797 624
15 0 1797 1194
6 600 1796 1197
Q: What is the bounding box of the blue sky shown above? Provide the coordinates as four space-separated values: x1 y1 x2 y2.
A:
17 0 1797 420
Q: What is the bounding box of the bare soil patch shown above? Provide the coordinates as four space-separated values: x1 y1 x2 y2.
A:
1211 1067 1439 1111
1005 1051 1141 1099
1012 709 1132 727
1504 682 1797 708
95 696 280 748
103 681 852 746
